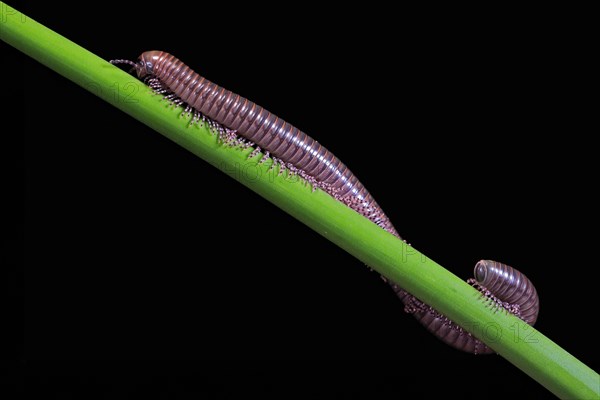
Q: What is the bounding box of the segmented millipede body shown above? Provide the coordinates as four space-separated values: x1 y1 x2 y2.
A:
110 52 539 354
473 260 539 326
396 260 539 354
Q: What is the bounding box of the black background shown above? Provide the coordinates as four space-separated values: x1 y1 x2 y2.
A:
4 2 597 398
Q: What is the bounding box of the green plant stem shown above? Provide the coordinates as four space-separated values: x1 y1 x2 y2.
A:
2 3 598 399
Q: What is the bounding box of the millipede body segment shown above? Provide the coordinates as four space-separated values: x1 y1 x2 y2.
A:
110 51 540 354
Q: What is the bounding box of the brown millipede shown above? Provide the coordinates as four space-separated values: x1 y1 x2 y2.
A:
111 51 539 354
395 259 539 354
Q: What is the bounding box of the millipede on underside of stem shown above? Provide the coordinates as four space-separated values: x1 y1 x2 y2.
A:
110 51 540 354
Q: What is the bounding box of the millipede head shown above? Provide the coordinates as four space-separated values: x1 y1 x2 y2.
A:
110 50 165 78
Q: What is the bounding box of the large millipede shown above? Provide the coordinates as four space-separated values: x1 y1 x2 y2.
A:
111 51 540 354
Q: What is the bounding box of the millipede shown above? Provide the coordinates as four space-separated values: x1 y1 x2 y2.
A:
111 51 540 354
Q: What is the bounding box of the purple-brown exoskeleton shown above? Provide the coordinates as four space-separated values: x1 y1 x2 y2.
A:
111 52 540 354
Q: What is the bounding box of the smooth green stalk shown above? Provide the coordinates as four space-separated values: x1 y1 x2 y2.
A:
3 3 598 399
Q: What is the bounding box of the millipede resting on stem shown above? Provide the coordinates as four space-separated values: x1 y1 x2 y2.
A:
111 51 540 354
